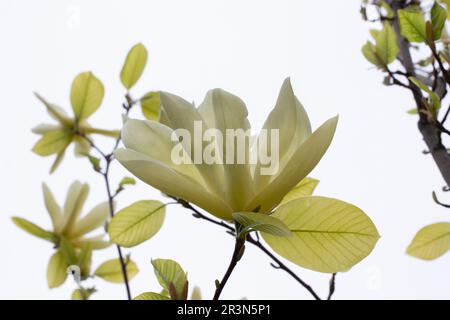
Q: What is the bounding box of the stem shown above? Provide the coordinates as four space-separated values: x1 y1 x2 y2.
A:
327 273 337 300
177 199 322 300
77 96 134 300
213 237 246 300
103 162 132 300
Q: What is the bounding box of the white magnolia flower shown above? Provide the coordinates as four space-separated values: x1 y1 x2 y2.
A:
115 78 338 220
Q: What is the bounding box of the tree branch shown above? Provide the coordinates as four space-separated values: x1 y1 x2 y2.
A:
212 237 246 300
386 0 450 188
76 96 134 300
175 199 323 300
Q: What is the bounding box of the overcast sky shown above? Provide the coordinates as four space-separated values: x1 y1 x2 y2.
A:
0 0 449 299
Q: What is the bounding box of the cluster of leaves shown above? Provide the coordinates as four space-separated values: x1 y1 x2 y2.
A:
134 259 201 300
361 0 450 261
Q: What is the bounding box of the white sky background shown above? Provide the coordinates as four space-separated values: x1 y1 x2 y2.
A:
0 0 449 300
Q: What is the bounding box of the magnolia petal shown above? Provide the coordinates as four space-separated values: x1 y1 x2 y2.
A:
197 89 254 211
115 148 233 220
74 136 91 157
42 183 63 232
34 92 72 126
49 149 66 174
247 116 338 214
32 124 63 135
253 78 312 192
74 235 111 250
121 119 206 187
83 126 121 138
61 181 90 233
70 202 110 237
159 92 225 196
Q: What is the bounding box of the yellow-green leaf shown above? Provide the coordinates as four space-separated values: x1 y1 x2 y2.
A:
134 292 170 300
32 131 72 156
280 177 319 206
374 23 399 65
409 76 441 110
398 9 427 42
70 71 104 121
431 1 447 40
71 288 95 300
407 222 450 260
47 251 68 288
141 92 161 120
108 200 165 247
233 212 292 238
120 43 148 90
440 0 450 19
12 217 55 242
151 259 187 300
262 196 380 273
362 41 380 66
94 258 139 283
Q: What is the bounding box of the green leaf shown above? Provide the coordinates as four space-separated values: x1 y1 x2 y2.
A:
190 286 202 300
398 9 427 42
279 177 319 206
71 288 96 300
94 258 139 283
407 108 419 114
120 43 148 90
47 251 68 288
70 71 105 121
141 92 161 120
32 130 72 156
431 1 447 40
232 212 292 238
134 292 170 300
86 154 101 172
374 23 399 65
407 222 450 260
108 200 165 247
12 217 55 242
118 176 136 189
440 0 450 20
262 196 380 273
409 76 441 110
362 41 380 66
151 259 187 300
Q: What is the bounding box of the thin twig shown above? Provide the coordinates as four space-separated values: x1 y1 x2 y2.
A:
212 237 246 300
76 96 134 300
327 273 337 300
175 198 322 300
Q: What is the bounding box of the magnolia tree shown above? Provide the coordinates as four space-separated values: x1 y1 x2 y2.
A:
361 0 450 260
12 42 380 300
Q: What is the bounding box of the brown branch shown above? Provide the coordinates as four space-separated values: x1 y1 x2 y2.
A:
327 273 337 300
76 96 134 300
212 237 246 300
175 198 322 300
